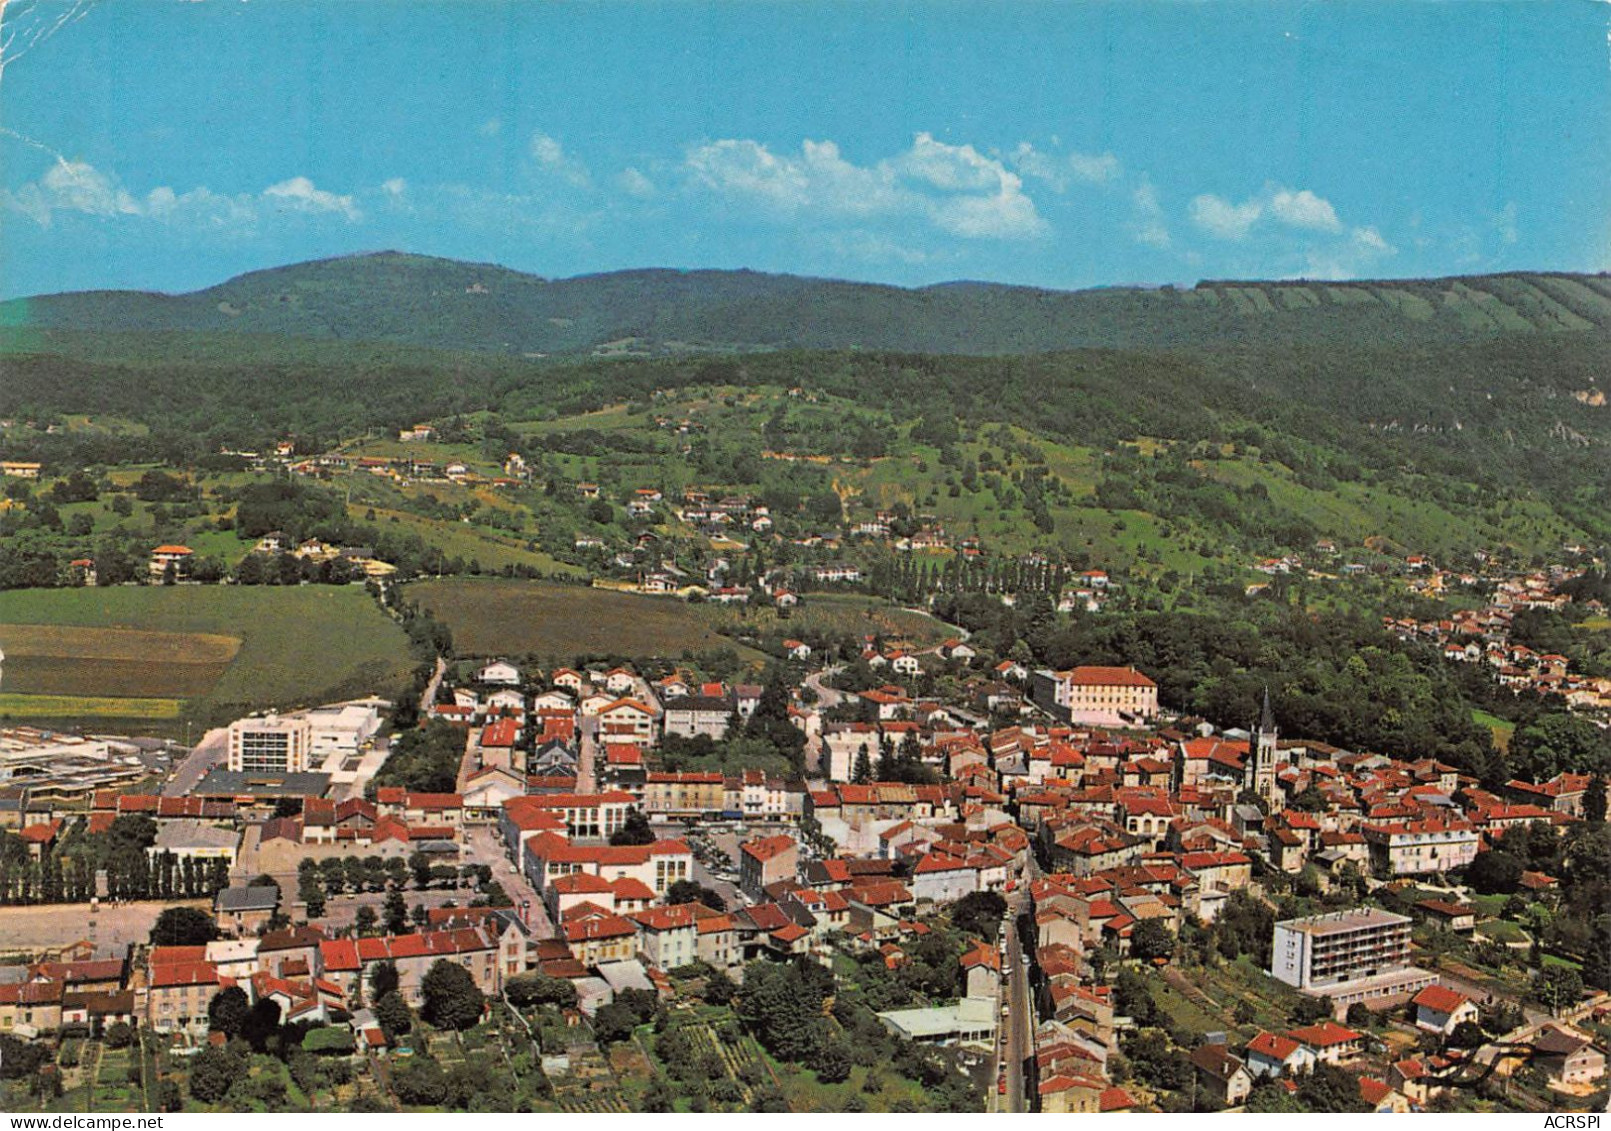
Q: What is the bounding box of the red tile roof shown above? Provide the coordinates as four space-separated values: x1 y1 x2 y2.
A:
1412 984 1470 1015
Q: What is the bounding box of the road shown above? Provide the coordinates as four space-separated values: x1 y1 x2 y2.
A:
420 655 448 714
1000 885 1034 1113
164 726 227 796
803 665 847 710
465 823 554 939
576 716 598 794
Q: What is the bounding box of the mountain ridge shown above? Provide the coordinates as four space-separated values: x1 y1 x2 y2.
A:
5 251 1609 359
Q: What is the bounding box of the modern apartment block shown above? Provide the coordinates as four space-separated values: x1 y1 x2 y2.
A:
1270 908 1436 1007
227 713 313 774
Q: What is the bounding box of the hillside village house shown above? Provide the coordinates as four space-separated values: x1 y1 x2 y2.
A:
598 699 658 746
1412 984 1479 1034
476 660 522 686
148 544 194 579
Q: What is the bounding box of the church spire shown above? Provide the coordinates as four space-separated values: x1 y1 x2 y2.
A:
1259 686 1276 734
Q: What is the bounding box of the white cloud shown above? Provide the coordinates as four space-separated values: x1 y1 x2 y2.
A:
683 132 1044 240
530 132 590 188
1129 179 1171 248
1009 143 1065 190
1180 182 1394 278
616 167 655 199
1269 187 1341 232
1068 150 1122 185
3 159 370 233
894 132 1008 193
931 189 1044 240
1192 183 1350 240
2 159 140 225
382 177 407 197
1010 143 1121 192
1189 192 1264 240
1494 201 1518 246
1299 226 1398 280
143 185 256 228
262 176 361 221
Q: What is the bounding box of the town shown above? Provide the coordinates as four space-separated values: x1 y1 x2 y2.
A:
1 552 1607 1114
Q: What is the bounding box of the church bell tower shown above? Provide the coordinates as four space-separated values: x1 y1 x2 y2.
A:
1253 687 1282 811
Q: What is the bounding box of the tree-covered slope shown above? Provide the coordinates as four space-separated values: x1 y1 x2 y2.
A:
4 251 1610 357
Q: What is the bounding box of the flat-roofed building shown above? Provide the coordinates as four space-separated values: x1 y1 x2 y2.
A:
1270 908 1436 1007
227 714 313 774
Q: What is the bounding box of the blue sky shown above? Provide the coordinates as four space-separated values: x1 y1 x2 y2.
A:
2 0 1608 298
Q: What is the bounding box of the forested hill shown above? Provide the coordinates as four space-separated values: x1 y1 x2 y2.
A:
4 251 1611 357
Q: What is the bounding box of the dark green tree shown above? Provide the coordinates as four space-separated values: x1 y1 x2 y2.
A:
207 986 251 1037
376 991 413 1041
150 905 218 946
421 959 485 1030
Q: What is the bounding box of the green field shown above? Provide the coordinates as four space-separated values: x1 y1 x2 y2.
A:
1473 709 1516 752
0 693 183 719
411 578 769 665
0 586 414 730
0 623 240 698
701 593 954 649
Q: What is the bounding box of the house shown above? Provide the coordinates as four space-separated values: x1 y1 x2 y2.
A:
628 904 702 971
662 695 733 741
1412 984 1478 1035
150 819 238 865
783 639 812 661
0 981 65 1035
1414 899 1476 933
562 906 639 968
148 544 194 579
1531 1025 1606 1087
642 772 725 818
738 835 798 899
597 699 658 747
1359 1077 1412 1113
887 652 922 676
214 884 280 935
959 941 1001 999
1038 1073 1110 1114
144 950 223 1035
909 852 978 904
1286 1021 1364 1065
1244 1030 1316 1079
1189 1044 1254 1107
1035 666 1159 727
477 660 523 686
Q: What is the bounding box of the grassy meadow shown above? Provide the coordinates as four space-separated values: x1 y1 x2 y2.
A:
0 586 414 731
411 578 769 666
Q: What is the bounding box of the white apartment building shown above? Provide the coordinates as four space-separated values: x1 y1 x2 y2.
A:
227 714 313 774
